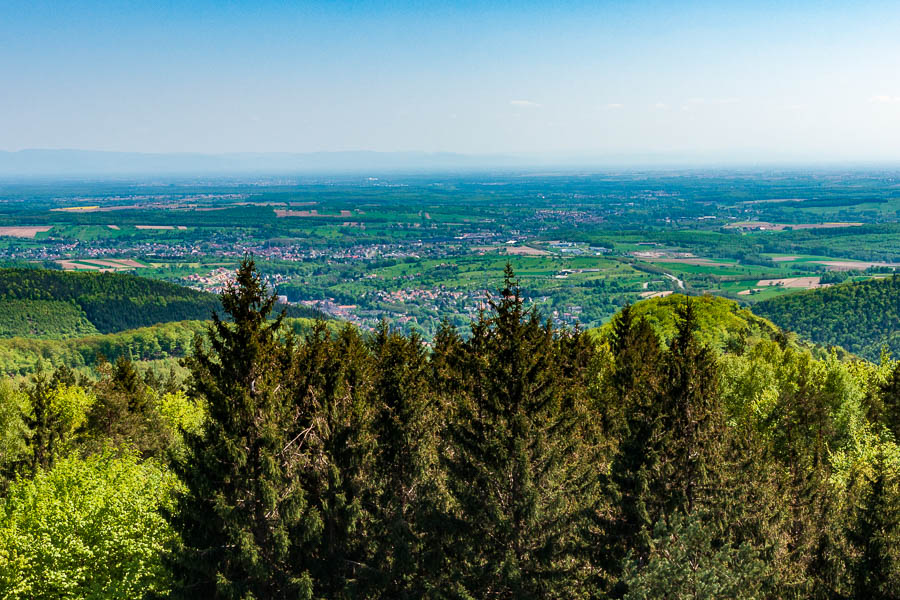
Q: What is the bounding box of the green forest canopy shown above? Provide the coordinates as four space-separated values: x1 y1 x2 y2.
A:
0 261 897 599
594 293 785 352
0 268 323 336
754 274 900 361
0 317 323 377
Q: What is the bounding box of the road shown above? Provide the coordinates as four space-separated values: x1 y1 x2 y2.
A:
663 272 685 290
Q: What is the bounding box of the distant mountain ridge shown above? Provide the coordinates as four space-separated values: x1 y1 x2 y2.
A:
0 149 524 177
0 148 818 178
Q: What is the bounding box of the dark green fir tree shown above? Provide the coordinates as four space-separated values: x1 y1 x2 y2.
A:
84 355 171 457
662 299 726 517
597 304 667 593
846 452 899 599
443 264 600 599
362 321 442 598
167 258 311 599
23 371 62 474
286 322 377 599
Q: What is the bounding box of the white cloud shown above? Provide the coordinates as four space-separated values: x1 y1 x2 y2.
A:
870 95 900 104
510 99 542 108
654 102 668 110
603 103 624 110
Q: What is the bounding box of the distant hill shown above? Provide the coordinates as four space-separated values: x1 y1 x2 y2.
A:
753 275 900 361
0 268 323 337
0 149 522 177
594 294 787 353
0 299 98 339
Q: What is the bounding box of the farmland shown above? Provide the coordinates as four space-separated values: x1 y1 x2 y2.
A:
1 170 898 338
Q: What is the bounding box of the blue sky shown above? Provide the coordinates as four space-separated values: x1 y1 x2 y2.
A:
2 0 900 162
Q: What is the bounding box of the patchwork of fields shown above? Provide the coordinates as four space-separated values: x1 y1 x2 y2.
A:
1 171 898 337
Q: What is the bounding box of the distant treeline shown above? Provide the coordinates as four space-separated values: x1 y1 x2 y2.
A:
755 275 900 360
0 268 323 337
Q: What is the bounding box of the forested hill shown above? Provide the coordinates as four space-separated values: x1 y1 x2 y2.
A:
5 261 898 599
754 275 900 361
0 268 323 337
595 293 786 353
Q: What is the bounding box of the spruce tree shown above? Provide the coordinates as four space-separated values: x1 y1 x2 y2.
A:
605 304 664 436
443 264 600 599
598 304 667 592
168 258 310 599
846 452 899 599
23 371 62 474
879 362 900 441
621 511 767 600
22 366 84 474
601 300 728 596
362 322 441 598
286 322 377 598
84 356 171 457
662 300 725 517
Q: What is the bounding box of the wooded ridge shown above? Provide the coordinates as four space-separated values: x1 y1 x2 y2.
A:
0 261 897 598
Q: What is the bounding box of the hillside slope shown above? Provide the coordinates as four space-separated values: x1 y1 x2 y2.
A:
0 268 322 336
753 275 900 361
0 299 98 339
0 316 325 376
593 294 787 354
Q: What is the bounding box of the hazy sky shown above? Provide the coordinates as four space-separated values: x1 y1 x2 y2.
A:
3 0 900 162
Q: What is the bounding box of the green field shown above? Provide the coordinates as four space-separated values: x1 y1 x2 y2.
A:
1 171 898 338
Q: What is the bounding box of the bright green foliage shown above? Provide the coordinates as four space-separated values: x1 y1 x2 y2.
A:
598 293 783 353
0 320 208 376
716 318 888 596
442 264 601 599
622 512 767 600
0 316 323 377
158 389 205 436
0 452 177 599
23 370 94 473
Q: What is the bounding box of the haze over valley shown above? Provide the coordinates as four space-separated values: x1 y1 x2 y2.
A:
1 1 899 598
